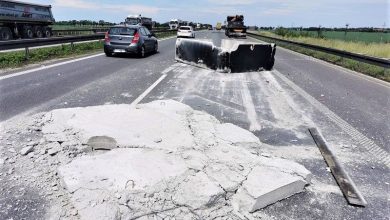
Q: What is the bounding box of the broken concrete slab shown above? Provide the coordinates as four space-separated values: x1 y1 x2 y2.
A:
215 123 261 146
58 148 188 193
36 100 312 218
232 166 308 213
173 171 225 210
41 101 196 151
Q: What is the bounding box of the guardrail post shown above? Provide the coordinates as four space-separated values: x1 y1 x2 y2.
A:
25 47 30 60
71 42 74 50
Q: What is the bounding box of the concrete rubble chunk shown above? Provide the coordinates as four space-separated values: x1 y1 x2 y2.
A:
48 148 60 156
173 172 225 210
232 166 308 213
20 146 34 156
87 136 117 150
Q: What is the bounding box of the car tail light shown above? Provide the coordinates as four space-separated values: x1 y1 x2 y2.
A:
131 32 140 44
104 32 110 43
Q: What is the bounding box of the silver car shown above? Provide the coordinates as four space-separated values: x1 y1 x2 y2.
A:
104 25 158 58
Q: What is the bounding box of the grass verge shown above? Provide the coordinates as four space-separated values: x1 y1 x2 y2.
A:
0 32 176 70
0 41 103 70
257 31 390 58
250 34 390 82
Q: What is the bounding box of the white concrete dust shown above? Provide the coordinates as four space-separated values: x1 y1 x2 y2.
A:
36 100 312 219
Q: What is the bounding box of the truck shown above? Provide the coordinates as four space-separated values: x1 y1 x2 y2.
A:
125 15 154 30
169 19 182 30
225 15 246 38
0 0 55 41
215 22 222 30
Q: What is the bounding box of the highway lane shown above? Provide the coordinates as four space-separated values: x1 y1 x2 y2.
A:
0 30 389 219
270 45 390 152
1 30 388 152
0 36 177 121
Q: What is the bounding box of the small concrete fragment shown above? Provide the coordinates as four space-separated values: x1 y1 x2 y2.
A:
173 172 225 210
233 166 308 213
48 147 60 156
20 146 34 156
87 136 117 150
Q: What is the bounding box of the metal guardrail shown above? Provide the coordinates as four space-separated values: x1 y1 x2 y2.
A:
247 32 390 68
0 34 105 51
52 28 175 36
0 29 177 58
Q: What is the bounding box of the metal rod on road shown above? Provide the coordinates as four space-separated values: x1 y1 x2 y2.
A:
309 127 367 207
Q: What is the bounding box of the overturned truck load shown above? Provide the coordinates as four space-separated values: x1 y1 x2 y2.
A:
175 38 276 73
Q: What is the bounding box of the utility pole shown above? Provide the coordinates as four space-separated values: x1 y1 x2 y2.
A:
318 25 322 38
344 23 349 40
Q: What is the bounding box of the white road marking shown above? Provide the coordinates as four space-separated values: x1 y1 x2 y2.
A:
1 36 178 81
0 53 104 81
273 69 390 167
240 75 261 131
130 73 168 107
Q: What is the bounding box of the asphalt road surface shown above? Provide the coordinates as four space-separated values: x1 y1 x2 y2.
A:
0 31 389 219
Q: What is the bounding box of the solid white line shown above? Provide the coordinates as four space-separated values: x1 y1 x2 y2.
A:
130 74 167 107
0 53 104 81
273 69 390 167
1 36 178 82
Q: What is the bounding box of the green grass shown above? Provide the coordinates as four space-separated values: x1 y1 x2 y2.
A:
250 34 390 82
257 31 390 58
0 31 177 70
0 41 104 69
286 30 389 44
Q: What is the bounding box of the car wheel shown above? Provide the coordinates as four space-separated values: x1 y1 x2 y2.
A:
0 27 13 40
154 42 158 53
23 26 34 38
34 26 43 38
138 45 146 58
104 48 113 57
43 27 51 37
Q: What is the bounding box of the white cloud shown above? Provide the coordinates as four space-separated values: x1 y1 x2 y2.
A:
53 0 160 15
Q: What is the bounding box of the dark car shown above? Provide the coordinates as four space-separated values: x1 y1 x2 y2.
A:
104 25 158 57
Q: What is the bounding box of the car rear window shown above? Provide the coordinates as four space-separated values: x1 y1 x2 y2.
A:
109 27 136 36
179 27 191 30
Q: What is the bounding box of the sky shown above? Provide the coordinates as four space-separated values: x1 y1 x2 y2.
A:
30 0 389 28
